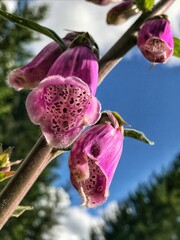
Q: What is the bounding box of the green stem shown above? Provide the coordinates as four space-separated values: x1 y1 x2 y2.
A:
0 0 175 229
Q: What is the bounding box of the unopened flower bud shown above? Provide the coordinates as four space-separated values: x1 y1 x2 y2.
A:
137 17 174 63
107 0 139 25
86 0 119 5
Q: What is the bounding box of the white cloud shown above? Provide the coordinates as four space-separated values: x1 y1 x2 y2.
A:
4 0 17 12
41 188 120 240
45 206 104 240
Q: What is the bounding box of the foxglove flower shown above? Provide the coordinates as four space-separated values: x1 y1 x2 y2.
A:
47 45 98 95
137 17 174 63
8 41 64 90
86 0 119 5
69 111 124 207
26 75 101 148
107 0 139 25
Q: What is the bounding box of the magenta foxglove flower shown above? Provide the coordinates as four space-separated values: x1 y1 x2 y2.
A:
26 75 101 148
137 17 174 63
86 0 119 5
69 111 124 208
8 41 64 90
47 46 98 95
107 0 139 25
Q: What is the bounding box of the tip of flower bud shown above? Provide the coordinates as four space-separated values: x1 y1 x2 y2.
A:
69 32 99 59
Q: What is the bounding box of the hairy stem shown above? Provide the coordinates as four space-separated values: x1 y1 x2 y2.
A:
0 0 175 229
0 136 52 229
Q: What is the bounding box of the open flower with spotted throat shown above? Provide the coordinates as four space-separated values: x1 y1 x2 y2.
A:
25 32 100 148
26 75 101 148
137 16 174 63
68 111 124 208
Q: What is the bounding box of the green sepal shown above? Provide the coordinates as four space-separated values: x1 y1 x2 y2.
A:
69 32 99 59
135 0 154 12
0 8 67 50
173 37 180 58
0 171 15 182
12 206 34 218
124 128 154 145
0 145 13 169
112 112 129 127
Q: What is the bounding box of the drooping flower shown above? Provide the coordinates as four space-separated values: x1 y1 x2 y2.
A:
26 75 101 148
86 0 119 5
137 17 174 63
107 0 139 25
47 45 98 95
8 41 64 91
7 31 83 91
68 111 124 208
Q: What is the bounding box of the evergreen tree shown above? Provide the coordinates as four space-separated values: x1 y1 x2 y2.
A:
0 1 64 238
92 156 180 240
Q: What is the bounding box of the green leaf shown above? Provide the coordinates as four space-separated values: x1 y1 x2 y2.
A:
173 37 180 58
124 129 155 145
0 8 67 50
135 0 154 11
12 206 34 218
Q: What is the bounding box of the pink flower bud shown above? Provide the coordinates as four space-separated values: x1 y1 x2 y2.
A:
68 111 124 207
8 41 64 90
107 0 139 25
137 17 174 63
86 0 119 5
47 46 98 95
26 75 101 148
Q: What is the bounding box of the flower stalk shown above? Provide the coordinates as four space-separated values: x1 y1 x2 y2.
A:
0 0 175 229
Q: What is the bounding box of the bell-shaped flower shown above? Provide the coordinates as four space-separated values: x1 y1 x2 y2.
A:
107 0 139 25
47 45 98 95
26 75 101 148
86 0 119 5
68 111 124 208
8 41 64 91
137 17 174 63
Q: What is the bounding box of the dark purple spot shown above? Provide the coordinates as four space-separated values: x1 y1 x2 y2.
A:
90 143 100 157
77 109 82 113
63 108 67 113
70 98 74 104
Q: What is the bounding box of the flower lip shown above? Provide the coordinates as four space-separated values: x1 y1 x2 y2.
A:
26 75 101 148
